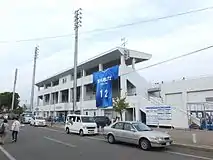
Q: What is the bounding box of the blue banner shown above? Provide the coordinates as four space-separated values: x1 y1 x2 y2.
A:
93 65 119 108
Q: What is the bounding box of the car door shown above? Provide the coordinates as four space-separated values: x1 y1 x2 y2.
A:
75 116 81 132
67 116 76 132
123 123 138 144
111 122 125 142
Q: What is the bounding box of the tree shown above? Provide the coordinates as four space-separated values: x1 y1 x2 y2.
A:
0 92 20 112
113 96 130 121
13 106 24 115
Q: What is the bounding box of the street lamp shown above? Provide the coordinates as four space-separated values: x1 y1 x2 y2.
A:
73 8 82 113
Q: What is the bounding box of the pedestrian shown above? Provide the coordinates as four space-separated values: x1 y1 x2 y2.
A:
0 119 9 145
11 117 21 142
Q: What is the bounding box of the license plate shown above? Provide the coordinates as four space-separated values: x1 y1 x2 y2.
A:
89 131 94 133
166 142 170 145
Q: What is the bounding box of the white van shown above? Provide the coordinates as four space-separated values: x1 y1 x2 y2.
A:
65 114 98 136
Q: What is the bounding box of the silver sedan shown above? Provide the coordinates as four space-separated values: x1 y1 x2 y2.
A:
104 121 173 150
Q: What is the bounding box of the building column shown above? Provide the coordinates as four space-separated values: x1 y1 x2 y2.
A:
120 77 127 98
80 70 86 114
68 88 72 103
58 91 61 103
132 58 136 70
120 55 126 66
42 95 45 106
37 97 39 106
99 64 103 71
49 93 52 105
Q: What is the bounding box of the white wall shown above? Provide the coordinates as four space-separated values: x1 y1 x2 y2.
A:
158 76 213 128
165 93 188 128
187 90 213 103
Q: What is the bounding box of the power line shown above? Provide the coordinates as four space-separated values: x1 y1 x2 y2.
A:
0 6 213 44
81 6 213 34
120 45 213 77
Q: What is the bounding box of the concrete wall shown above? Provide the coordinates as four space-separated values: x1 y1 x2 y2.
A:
161 76 213 104
158 76 213 128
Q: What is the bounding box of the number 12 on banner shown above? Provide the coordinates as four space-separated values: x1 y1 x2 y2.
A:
100 89 108 98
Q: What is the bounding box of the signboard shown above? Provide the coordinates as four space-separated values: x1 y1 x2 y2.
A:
145 106 172 125
93 65 119 108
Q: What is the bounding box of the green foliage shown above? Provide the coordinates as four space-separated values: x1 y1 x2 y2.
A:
13 106 24 115
113 97 130 121
0 92 20 112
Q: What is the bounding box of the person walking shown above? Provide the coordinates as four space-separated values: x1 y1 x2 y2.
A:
0 119 9 145
11 117 21 142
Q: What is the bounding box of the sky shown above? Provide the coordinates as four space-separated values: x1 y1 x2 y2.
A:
0 0 213 104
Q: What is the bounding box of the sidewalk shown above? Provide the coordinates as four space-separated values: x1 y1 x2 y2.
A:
47 122 213 151
154 127 213 151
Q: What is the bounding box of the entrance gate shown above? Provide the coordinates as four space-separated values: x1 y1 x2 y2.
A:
187 102 213 130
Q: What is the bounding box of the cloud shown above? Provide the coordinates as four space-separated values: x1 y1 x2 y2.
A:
1 0 213 103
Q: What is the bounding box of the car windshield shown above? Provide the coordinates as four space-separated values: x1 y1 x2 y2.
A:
132 122 152 131
36 117 44 120
81 116 95 123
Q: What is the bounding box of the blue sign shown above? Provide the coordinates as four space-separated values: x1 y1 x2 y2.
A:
93 65 119 108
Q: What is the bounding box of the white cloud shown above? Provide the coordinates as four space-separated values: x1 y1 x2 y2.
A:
0 0 213 102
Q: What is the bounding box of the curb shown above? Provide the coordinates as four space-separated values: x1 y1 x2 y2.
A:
173 142 213 152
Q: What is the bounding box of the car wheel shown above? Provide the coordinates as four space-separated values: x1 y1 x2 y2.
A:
139 138 151 150
66 128 70 134
79 129 84 136
107 134 115 144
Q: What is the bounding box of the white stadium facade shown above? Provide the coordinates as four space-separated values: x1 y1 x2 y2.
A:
35 47 213 129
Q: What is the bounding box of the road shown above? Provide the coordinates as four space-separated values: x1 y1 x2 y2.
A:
0 125 213 160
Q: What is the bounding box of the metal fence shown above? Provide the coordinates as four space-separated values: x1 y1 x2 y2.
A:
187 102 213 130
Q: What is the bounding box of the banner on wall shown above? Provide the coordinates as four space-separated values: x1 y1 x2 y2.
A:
93 65 119 108
145 106 172 125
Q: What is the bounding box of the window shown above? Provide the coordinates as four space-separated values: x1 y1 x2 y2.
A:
124 123 132 131
62 78 67 84
68 116 76 122
76 116 81 122
112 122 124 130
81 116 95 123
132 122 152 131
94 112 96 116
85 112 88 115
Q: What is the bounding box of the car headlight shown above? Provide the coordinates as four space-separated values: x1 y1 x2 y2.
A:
83 126 86 129
150 137 164 141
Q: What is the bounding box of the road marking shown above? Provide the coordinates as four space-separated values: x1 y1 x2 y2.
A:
41 128 213 159
166 151 213 160
86 137 105 141
44 136 76 148
41 127 64 133
0 145 16 160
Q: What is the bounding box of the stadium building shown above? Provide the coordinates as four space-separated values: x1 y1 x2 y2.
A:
35 47 213 129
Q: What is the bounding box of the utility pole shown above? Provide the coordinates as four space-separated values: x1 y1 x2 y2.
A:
11 68 18 111
30 45 39 113
73 8 82 113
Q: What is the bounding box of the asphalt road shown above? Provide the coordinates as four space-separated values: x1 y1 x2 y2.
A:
0 125 213 160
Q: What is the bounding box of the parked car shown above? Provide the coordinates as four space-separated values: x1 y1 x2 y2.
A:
94 116 111 128
104 121 173 150
20 113 33 124
30 116 46 127
65 114 98 136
